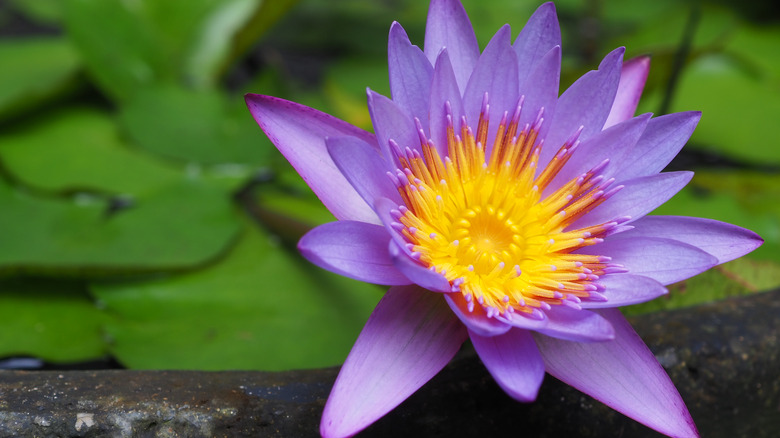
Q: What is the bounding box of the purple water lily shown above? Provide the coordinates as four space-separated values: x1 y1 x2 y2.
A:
246 1 762 437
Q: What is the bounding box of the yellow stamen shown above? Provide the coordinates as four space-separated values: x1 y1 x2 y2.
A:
394 105 620 316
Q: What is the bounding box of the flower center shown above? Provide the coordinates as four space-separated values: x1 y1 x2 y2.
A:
391 98 627 317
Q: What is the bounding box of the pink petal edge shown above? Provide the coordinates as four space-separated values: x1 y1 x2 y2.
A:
470 328 545 401
604 56 650 129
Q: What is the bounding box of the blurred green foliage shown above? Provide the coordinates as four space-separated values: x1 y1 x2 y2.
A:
0 0 777 369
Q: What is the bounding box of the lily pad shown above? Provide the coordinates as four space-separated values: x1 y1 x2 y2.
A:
666 53 780 163
0 38 80 121
119 85 270 165
622 258 774 316
0 278 106 363
0 179 241 276
725 21 780 81
0 108 182 195
64 0 264 99
7 0 64 24
91 219 382 371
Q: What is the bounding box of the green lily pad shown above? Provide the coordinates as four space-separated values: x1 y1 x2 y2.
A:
65 0 264 99
0 278 106 363
623 258 777 316
0 38 80 121
718 257 780 292
7 0 64 24
0 179 241 276
667 53 780 163
91 219 382 371
119 85 270 165
0 108 182 195
725 21 780 81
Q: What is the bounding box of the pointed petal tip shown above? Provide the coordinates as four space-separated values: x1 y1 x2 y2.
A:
525 1 559 29
528 2 559 27
244 93 270 114
600 47 626 69
424 0 479 92
537 309 700 438
319 417 343 438
689 110 703 121
470 329 545 402
622 54 651 70
389 20 408 39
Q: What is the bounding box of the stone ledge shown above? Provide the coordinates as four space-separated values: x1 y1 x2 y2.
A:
1 289 778 437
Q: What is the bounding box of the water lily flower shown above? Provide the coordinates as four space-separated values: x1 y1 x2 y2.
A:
245 1 762 437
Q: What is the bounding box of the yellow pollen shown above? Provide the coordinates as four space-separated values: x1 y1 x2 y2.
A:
394 105 620 316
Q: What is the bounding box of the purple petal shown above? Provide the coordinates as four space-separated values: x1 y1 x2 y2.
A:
604 56 651 129
514 2 561 86
429 49 466 155
298 221 410 286
463 25 519 155
245 94 378 223
388 22 434 124
581 236 718 285
389 241 452 293
541 48 624 168
580 274 668 309
614 215 763 264
536 306 615 342
321 285 467 438
327 136 403 207
470 328 545 401
367 90 419 164
536 308 699 438
497 309 550 331
571 171 694 229
618 111 702 180
546 113 651 194
374 196 413 256
517 45 560 141
424 0 479 93
444 293 512 337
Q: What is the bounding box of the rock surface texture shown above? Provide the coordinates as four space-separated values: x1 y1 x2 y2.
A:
0 289 778 437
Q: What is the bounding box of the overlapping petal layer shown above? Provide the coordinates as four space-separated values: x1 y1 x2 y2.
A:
246 1 762 437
